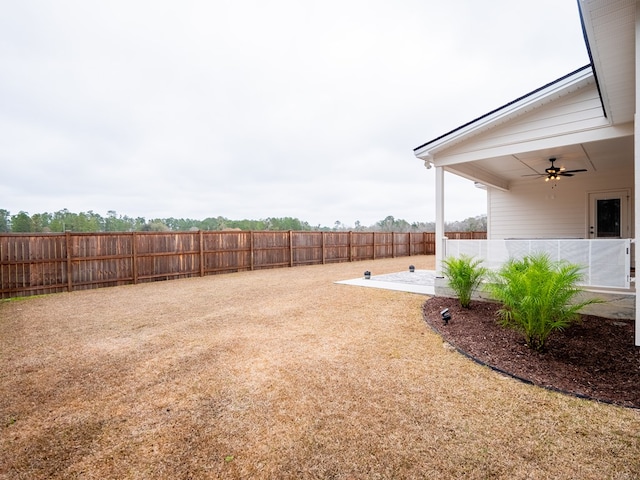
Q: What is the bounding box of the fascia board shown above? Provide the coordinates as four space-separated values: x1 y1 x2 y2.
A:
434 121 633 167
414 67 594 160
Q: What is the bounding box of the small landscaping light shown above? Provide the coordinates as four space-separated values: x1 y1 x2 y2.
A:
364 271 371 279
441 308 451 325
409 265 415 272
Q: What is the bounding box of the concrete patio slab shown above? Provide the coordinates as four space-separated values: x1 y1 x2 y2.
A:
335 270 437 295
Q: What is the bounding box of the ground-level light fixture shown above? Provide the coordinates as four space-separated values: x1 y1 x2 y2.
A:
364 271 371 279
441 308 451 325
409 265 415 272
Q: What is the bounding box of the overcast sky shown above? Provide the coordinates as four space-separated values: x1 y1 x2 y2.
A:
1 0 590 227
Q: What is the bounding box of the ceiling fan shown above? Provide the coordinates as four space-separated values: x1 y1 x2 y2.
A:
524 157 587 182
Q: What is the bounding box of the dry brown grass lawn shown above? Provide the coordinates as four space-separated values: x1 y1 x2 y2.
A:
1 255 639 479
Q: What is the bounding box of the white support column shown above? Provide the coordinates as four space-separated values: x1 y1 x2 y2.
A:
635 7 640 347
636 110 640 346
435 166 445 275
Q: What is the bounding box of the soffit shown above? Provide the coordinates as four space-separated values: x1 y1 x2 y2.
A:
445 134 633 190
580 0 635 124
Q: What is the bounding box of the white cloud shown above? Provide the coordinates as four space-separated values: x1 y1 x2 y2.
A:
0 0 589 227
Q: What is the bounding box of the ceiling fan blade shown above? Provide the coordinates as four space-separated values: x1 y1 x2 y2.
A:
522 162 587 179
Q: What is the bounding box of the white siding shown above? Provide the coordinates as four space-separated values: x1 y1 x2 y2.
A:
440 85 605 160
488 164 633 239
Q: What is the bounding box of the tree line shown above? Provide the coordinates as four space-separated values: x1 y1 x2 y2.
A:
0 209 486 233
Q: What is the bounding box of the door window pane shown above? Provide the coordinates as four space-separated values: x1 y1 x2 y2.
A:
597 198 620 237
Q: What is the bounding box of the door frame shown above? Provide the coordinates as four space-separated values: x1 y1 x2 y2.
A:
587 189 631 239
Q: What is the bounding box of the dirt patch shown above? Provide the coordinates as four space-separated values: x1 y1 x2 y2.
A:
423 297 640 408
2 257 640 479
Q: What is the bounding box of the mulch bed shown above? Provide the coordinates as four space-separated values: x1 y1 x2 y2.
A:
423 297 640 409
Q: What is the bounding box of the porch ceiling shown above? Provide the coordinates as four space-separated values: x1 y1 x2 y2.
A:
446 135 633 189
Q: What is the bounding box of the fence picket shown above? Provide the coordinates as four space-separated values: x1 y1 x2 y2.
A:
0 231 485 298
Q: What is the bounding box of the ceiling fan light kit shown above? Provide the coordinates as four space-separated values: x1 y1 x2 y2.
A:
524 157 588 183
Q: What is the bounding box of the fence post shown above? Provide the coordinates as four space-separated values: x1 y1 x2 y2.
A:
372 232 376 260
65 231 73 292
392 232 395 258
250 231 254 271
349 231 353 262
322 232 326 264
289 230 294 267
199 230 204 277
132 232 138 284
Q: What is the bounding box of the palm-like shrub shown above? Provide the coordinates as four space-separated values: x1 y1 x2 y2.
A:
442 255 487 308
487 253 602 351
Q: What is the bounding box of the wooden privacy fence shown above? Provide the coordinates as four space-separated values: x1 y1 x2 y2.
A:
0 230 486 299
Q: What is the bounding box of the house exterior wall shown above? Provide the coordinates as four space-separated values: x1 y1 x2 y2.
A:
487 164 634 239
438 84 605 164
634 5 640 347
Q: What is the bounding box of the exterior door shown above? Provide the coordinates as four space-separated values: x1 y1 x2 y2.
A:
589 190 630 238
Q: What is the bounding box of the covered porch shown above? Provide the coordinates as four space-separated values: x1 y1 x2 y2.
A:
413 1 639 345
440 237 635 321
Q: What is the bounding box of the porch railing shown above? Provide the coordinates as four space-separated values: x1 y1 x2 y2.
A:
445 239 632 289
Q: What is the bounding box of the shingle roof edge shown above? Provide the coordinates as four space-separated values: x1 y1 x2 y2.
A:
412 64 593 154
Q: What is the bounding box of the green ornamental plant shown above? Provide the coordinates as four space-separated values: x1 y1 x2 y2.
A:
441 255 487 308
487 253 603 351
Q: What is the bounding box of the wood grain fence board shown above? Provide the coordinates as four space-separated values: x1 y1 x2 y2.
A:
291 231 323 266
202 231 251 274
351 232 374 261
0 231 485 298
321 232 349 264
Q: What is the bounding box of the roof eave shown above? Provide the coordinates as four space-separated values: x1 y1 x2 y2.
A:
413 65 594 160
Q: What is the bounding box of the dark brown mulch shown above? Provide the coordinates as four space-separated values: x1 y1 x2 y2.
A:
422 297 640 409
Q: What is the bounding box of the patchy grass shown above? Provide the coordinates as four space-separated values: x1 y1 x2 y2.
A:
0 293 52 304
1 256 639 479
